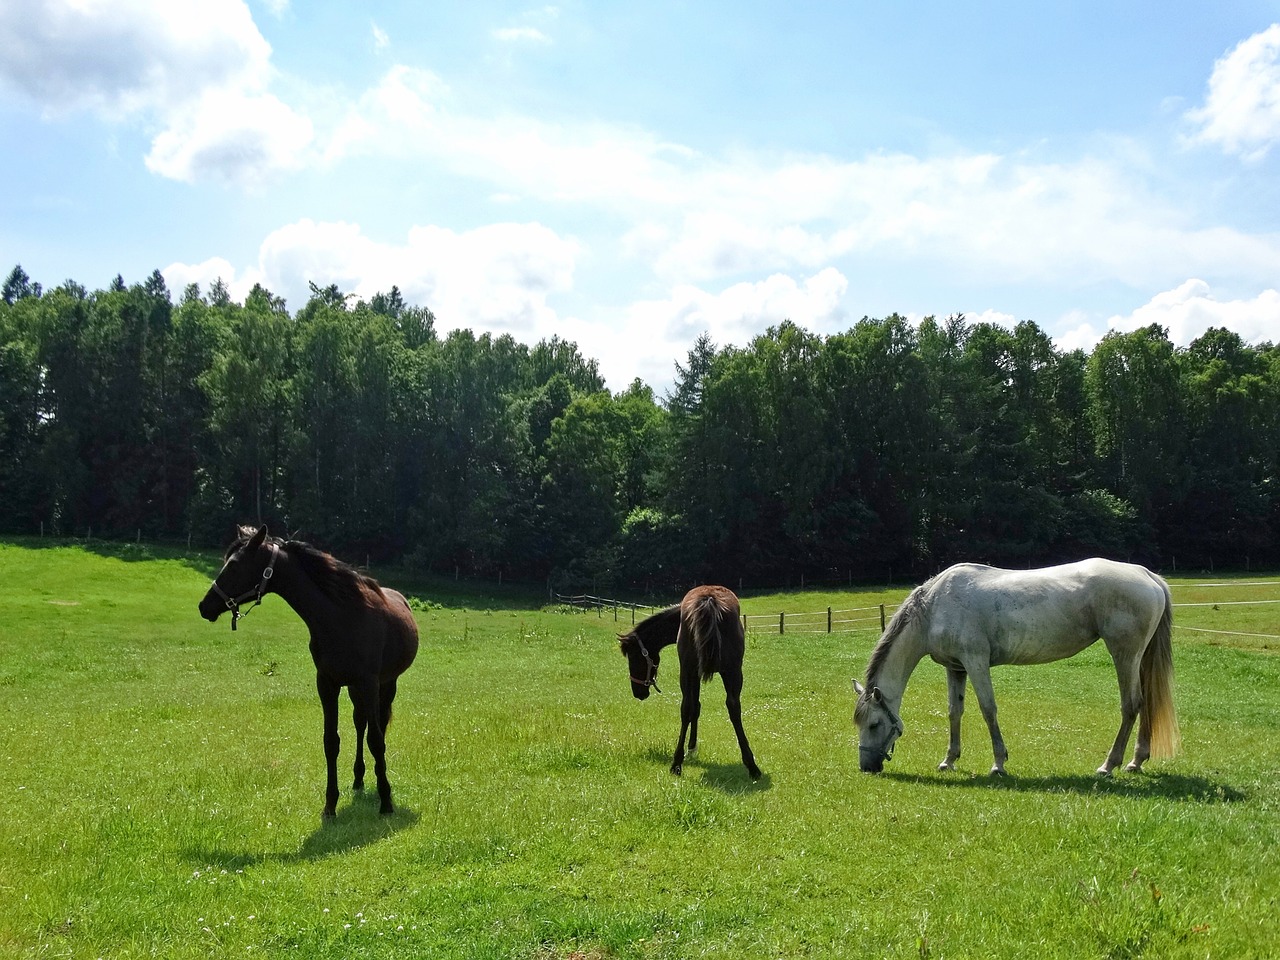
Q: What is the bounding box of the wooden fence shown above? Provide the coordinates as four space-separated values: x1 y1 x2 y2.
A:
556 593 897 635
558 580 1280 643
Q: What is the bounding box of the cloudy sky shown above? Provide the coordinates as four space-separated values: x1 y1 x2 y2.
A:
2 2 1278 391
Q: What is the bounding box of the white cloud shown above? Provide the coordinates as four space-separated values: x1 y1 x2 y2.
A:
626 268 849 346
168 218 579 332
372 22 390 51
493 26 550 43
261 0 289 18
0 0 271 117
1185 24 1280 160
162 257 256 300
0 0 311 185
1051 281 1280 353
324 76 1280 292
146 88 314 186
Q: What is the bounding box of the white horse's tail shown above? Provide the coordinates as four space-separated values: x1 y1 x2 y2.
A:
1141 583 1180 758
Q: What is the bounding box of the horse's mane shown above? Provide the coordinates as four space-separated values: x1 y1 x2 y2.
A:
287 540 385 608
857 582 929 717
618 604 681 654
228 529 383 609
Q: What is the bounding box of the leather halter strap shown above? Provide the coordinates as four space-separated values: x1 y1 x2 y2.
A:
210 542 279 631
630 636 662 694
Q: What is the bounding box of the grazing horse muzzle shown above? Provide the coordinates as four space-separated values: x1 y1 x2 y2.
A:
859 747 889 774
628 637 661 699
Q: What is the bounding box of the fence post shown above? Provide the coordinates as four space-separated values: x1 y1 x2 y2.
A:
779 612 785 635
879 604 886 632
827 607 832 633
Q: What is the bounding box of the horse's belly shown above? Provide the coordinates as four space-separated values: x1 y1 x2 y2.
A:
993 629 1096 666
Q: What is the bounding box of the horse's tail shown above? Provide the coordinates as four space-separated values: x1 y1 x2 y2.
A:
691 595 724 683
1141 578 1180 758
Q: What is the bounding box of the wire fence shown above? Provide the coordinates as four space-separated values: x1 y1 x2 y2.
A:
557 582 1280 642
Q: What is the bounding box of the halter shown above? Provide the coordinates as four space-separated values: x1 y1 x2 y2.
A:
210 542 279 631
630 636 662 694
863 693 905 764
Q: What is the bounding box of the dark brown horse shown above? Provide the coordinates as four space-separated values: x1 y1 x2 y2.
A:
198 525 419 817
618 585 761 780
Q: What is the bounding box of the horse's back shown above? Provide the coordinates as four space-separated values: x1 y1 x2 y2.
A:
680 585 742 680
926 559 1166 665
682 584 740 619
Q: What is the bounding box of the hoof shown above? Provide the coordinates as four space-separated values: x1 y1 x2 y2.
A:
352 782 365 792
748 766 763 781
989 766 1006 777
380 805 394 816
321 809 337 820
1124 761 1143 774
1096 766 1114 777
938 761 954 772
670 763 683 776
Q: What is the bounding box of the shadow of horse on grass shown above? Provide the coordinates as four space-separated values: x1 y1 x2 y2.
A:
183 795 419 872
641 745 773 793
882 769 1245 804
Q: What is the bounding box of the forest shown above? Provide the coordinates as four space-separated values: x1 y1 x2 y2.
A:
2 263 1278 592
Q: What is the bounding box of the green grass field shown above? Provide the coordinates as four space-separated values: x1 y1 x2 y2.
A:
1 539 1278 959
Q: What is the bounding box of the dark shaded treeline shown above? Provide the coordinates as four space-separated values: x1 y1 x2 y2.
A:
3 264 1279 591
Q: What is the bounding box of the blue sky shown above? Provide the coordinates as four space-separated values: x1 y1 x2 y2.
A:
2 1 1279 392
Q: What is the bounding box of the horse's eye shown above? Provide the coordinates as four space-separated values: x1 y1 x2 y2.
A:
870 720 881 731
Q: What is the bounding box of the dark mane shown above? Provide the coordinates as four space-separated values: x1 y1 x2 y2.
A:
226 528 382 608
618 604 681 654
286 540 384 608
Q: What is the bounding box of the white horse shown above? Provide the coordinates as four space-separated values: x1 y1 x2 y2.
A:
853 558 1179 776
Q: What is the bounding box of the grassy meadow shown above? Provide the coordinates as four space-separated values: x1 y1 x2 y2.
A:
1 539 1278 959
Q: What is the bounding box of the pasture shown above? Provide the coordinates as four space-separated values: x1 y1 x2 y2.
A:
1 540 1278 959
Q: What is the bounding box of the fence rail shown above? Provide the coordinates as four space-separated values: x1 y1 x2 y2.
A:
557 581 1280 640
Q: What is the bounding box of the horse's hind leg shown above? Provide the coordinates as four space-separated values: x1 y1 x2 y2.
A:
967 665 1008 775
316 674 342 819
939 667 966 771
686 692 701 759
671 670 699 776
1126 708 1153 774
722 666 762 780
1102 653 1143 776
351 698 368 792
351 679 393 814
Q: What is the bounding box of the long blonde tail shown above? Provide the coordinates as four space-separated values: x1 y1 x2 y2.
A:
1141 585 1180 758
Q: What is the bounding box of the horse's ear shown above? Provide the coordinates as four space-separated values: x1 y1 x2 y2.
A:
853 679 865 696
871 686 884 704
248 524 268 549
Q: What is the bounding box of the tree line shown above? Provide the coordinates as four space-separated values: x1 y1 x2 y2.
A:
2 263 1278 591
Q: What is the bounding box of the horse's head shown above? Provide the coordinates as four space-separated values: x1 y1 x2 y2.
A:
199 524 279 629
619 632 661 700
853 679 904 773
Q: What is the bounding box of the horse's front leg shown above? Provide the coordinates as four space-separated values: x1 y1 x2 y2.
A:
966 665 1008 775
316 674 342 818
939 667 966 771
